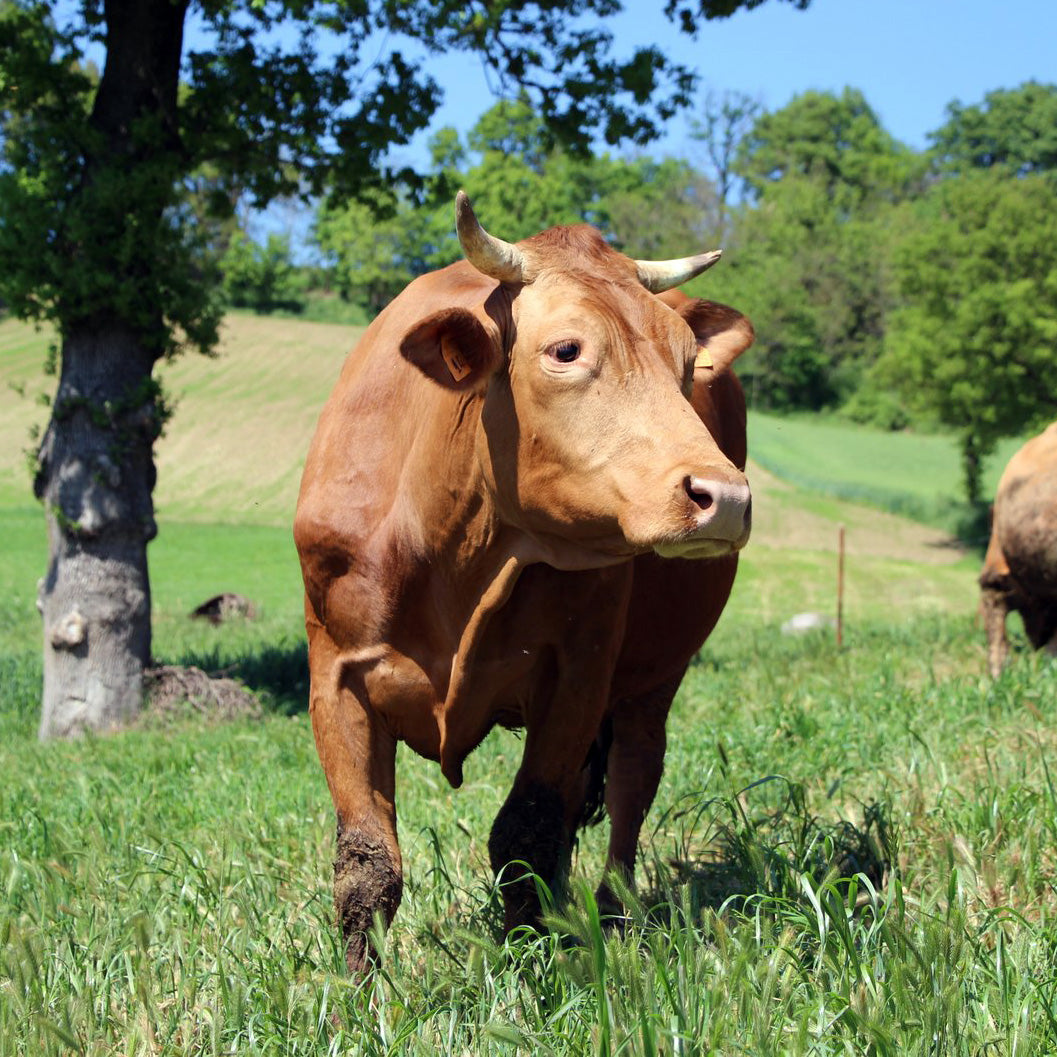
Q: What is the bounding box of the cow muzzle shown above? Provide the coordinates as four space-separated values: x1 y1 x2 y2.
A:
653 473 752 559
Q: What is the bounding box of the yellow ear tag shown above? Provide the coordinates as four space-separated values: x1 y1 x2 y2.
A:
441 336 472 382
695 346 713 369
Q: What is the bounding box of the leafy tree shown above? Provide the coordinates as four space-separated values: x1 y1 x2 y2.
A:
735 87 916 208
598 155 721 259
315 99 725 315
314 189 433 315
701 179 849 410
688 87 761 230
313 99 608 313
930 81 1057 177
700 91 906 411
0 0 807 738
879 171 1057 502
221 232 305 313
449 97 607 241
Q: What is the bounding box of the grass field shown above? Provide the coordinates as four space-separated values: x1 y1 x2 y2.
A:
749 412 1026 543
3 316 1056 1054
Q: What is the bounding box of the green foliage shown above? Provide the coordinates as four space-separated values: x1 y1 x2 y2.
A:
314 191 429 314
930 81 1057 177
735 87 918 208
455 97 612 239
315 97 728 317
0 0 730 363
599 155 722 258
879 170 1057 501
703 176 891 411
683 89 917 414
220 232 305 314
0 5 223 357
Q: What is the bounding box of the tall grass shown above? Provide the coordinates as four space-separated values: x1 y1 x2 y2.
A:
4 614 1057 1053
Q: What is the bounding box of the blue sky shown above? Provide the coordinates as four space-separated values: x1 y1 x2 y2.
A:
387 0 1057 169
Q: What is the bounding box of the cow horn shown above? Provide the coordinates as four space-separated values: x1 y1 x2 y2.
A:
455 191 526 283
634 250 723 293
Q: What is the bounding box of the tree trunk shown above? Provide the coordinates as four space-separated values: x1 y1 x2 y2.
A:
962 433 982 506
33 0 187 738
36 329 160 738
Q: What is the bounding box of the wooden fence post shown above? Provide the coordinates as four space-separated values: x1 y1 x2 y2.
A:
837 524 846 649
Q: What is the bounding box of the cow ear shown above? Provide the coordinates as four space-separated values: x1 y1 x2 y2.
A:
675 298 754 373
400 307 501 390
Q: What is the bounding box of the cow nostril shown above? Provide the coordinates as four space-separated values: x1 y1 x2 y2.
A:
684 476 714 512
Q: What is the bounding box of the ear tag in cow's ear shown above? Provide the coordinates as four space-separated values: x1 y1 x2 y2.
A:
441 335 472 382
695 346 713 369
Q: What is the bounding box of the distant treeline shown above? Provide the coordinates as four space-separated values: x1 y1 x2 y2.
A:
219 84 1057 501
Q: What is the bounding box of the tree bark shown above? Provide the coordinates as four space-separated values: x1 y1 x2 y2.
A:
962 433 983 506
34 0 187 738
36 330 160 738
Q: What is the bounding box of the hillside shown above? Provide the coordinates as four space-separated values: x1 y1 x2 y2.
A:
0 314 992 626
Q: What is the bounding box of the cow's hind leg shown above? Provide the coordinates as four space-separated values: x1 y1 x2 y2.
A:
593 673 684 918
489 777 570 932
308 622 401 974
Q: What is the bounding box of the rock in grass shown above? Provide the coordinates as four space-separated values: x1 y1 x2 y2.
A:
189 592 257 625
781 612 836 635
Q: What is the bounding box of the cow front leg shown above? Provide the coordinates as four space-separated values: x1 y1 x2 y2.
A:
307 622 401 974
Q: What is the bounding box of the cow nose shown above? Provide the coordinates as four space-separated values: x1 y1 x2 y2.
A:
684 475 752 541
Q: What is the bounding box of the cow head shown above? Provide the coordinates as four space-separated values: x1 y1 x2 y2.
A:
401 193 753 570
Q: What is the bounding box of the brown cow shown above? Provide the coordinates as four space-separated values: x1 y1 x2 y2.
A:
294 193 753 972
980 423 1057 676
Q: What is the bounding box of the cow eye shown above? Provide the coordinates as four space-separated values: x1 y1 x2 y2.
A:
552 341 581 364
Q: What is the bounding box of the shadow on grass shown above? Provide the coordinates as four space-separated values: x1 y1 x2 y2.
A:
638 776 893 921
173 640 310 716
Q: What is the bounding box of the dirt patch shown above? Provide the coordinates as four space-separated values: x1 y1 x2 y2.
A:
140 664 263 727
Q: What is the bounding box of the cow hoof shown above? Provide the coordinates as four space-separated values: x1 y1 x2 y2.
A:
334 827 402 974
489 782 566 931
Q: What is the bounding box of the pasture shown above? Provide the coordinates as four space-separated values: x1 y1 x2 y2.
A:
2 316 1056 1054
